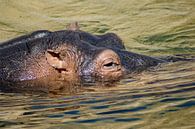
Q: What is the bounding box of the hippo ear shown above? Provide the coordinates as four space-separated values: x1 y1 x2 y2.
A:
45 50 67 70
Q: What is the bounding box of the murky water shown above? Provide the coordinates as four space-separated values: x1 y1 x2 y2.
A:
0 0 195 129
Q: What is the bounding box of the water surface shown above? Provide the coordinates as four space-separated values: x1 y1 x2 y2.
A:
0 0 195 129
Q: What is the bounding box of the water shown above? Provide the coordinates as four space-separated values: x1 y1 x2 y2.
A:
0 0 195 128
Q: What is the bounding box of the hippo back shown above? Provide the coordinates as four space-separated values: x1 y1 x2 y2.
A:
0 30 51 57
0 30 52 82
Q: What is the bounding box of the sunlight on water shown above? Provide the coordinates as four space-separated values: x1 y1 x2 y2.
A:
0 0 195 54
0 61 195 129
0 0 195 129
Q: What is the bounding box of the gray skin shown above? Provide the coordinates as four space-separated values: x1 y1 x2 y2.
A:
0 24 165 91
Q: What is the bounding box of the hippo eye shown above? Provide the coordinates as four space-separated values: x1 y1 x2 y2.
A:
104 62 115 67
103 60 118 69
96 49 121 72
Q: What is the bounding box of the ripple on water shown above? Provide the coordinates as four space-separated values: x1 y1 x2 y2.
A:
0 62 195 129
0 0 195 128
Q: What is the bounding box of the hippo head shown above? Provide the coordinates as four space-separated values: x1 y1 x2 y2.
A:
0 22 163 91
44 36 124 83
35 25 162 84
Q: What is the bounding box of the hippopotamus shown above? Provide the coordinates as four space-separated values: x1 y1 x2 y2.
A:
1 22 190 92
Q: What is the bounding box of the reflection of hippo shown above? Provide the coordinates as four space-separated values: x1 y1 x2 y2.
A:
0 23 166 90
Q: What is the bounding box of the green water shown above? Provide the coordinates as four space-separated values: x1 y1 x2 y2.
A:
0 0 195 129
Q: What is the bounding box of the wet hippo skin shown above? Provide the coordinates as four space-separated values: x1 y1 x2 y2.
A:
0 23 165 92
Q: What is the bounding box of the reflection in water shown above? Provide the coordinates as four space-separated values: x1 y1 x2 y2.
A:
0 0 195 129
0 61 195 129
